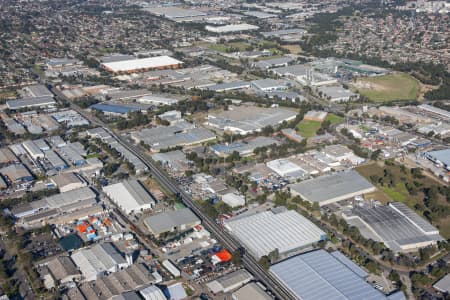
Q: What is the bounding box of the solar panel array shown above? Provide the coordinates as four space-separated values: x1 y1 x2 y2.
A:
270 250 386 300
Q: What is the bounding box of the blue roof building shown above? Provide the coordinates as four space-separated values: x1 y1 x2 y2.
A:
91 103 141 115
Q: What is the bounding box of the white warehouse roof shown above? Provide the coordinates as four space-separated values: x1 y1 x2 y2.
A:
103 180 155 214
224 207 326 258
102 56 183 73
205 23 259 33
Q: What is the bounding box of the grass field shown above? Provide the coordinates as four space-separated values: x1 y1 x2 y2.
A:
353 73 420 102
296 113 344 138
296 120 322 138
209 42 251 53
325 113 344 125
356 162 450 238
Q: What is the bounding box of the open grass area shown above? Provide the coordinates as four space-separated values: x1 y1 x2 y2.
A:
325 113 344 125
356 162 450 238
281 44 302 54
352 73 420 102
209 42 251 53
296 113 343 138
296 120 322 138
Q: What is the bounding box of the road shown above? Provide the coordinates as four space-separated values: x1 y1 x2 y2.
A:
50 87 297 300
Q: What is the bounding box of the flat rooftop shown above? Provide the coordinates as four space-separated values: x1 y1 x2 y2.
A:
289 170 376 205
225 207 325 258
102 56 182 73
270 249 387 300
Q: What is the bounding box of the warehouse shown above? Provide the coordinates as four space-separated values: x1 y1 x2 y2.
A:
205 105 297 135
205 23 259 33
137 94 180 106
144 208 200 237
71 243 129 281
251 79 289 92
346 203 442 252
147 6 206 20
131 122 216 152
101 56 183 74
46 256 81 284
266 158 308 179
58 143 86 166
206 81 251 92
424 148 450 170
22 140 44 160
221 192 245 208
210 136 278 157
44 150 67 170
103 180 155 214
253 57 295 69
0 147 18 164
317 85 358 102
207 269 253 294
270 249 388 300
50 172 86 193
232 282 272 300
224 207 326 258
289 170 376 206
152 150 190 172
7 96 56 110
0 164 33 184
90 103 141 115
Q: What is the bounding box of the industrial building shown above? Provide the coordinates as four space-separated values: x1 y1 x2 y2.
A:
147 6 207 20
205 23 259 33
224 207 326 258
103 180 156 214
7 96 56 110
251 79 289 92
206 81 251 92
289 170 376 206
46 256 81 284
0 164 33 184
221 192 246 208
317 85 358 102
50 172 86 193
270 249 388 300
144 208 200 237
424 148 450 170
137 94 180 106
71 243 130 281
90 103 141 115
205 105 297 135
266 158 308 180
0 147 18 164
206 269 253 294
232 282 272 300
345 202 442 252
131 121 216 152
152 150 191 173
44 150 68 170
22 140 44 160
101 56 183 74
210 136 278 157
253 57 295 69
433 274 450 294
140 285 166 300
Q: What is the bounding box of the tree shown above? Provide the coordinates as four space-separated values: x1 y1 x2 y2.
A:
258 255 271 270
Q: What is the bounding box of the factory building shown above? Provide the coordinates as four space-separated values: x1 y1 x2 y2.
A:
101 56 183 74
71 243 130 281
50 172 86 193
103 180 155 214
207 269 254 294
270 249 391 300
345 202 442 252
266 158 308 180
0 164 33 184
289 170 376 206
232 282 272 300
144 208 200 237
22 140 44 160
205 24 259 33
224 207 326 259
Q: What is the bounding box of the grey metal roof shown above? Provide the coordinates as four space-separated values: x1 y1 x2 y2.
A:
352 205 442 252
7 96 56 110
206 81 250 92
433 274 450 293
330 251 367 278
144 208 199 235
389 202 438 234
289 170 375 203
232 282 272 300
425 148 450 167
270 249 387 300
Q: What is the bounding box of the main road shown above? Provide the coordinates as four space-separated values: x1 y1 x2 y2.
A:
50 87 296 300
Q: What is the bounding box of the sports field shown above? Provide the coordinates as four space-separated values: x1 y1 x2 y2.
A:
353 73 419 102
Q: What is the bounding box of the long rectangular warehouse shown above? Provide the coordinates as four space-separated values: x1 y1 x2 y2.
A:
224 207 326 259
103 180 155 214
270 249 389 300
101 56 183 74
346 203 442 252
289 170 376 206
